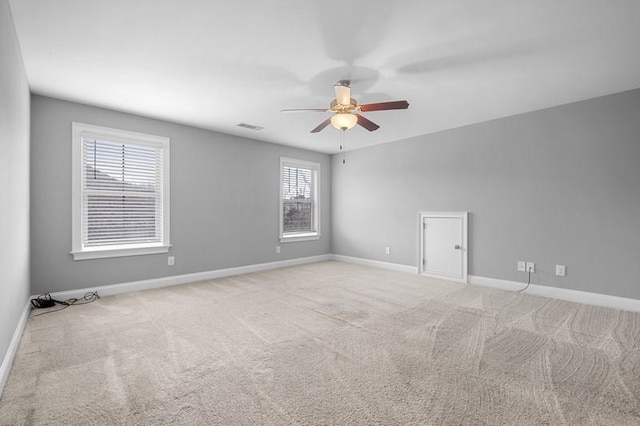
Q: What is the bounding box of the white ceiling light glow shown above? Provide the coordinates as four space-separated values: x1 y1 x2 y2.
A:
331 113 357 130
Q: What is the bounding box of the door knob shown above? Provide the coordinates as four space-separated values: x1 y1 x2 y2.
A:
454 245 461 250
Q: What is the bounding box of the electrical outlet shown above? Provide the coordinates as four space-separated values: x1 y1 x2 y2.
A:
385 246 390 255
167 256 175 266
517 261 526 272
556 264 566 277
526 262 535 273
276 246 280 254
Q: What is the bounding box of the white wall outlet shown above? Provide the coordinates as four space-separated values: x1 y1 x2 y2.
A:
526 262 535 273
517 261 526 272
167 256 175 266
385 246 390 255
276 246 280 254
556 264 566 277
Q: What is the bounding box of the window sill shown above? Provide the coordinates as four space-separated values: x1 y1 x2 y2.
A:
71 244 171 260
279 233 320 243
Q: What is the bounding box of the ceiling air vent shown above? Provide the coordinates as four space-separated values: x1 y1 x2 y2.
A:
237 123 264 131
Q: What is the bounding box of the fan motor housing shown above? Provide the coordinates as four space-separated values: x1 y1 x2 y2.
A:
330 98 358 112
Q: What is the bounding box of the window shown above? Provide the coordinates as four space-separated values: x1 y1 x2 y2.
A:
279 157 320 242
71 123 170 260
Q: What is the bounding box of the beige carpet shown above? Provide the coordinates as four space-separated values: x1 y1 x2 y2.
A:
1 261 640 425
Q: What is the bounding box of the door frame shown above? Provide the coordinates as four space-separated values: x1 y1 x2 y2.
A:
417 211 468 283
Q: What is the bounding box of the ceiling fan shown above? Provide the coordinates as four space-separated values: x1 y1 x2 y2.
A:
281 80 409 133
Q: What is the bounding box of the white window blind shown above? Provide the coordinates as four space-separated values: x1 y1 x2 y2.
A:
71 123 170 260
279 158 320 242
282 165 314 233
82 138 163 246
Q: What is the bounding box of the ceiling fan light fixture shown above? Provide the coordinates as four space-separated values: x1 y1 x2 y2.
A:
331 113 357 131
282 80 408 133
335 84 351 106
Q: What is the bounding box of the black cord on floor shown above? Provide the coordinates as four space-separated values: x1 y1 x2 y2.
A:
30 293 56 309
31 291 100 316
517 270 532 292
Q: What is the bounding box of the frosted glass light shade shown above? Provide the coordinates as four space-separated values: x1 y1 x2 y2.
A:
331 113 357 130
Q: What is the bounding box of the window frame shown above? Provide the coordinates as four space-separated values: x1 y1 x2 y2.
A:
71 122 171 260
279 157 321 243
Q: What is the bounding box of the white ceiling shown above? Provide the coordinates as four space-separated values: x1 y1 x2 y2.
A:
9 0 640 153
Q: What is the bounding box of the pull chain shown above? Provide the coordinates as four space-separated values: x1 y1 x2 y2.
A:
340 130 346 164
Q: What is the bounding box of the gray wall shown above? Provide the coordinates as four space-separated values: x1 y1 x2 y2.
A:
0 0 30 375
332 89 640 299
31 96 331 294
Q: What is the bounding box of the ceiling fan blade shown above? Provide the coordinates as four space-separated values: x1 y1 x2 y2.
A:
310 118 332 133
356 114 380 132
359 100 409 112
281 108 329 113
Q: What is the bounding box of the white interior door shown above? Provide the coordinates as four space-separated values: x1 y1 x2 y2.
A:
419 212 468 282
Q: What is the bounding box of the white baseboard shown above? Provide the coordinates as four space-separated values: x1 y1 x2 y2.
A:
42 254 332 301
0 300 31 397
42 254 640 314
328 254 640 312
330 254 418 274
469 275 640 312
